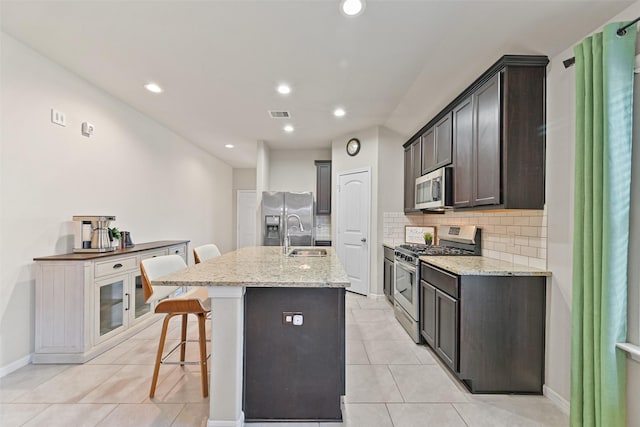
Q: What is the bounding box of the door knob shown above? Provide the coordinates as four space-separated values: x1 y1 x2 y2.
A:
361 238 367 243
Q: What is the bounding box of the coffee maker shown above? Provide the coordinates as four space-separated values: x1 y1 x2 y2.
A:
73 215 117 253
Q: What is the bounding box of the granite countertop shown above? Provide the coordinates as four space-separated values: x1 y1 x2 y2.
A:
419 255 551 277
153 246 350 288
383 242 395 249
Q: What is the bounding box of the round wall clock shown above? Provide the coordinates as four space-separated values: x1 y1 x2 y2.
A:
346 138 361 156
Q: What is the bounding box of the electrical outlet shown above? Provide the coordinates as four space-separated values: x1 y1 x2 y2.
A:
51 109 66 127
292 314 304 326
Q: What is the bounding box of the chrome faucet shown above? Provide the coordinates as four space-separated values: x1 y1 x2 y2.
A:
284 213 304 254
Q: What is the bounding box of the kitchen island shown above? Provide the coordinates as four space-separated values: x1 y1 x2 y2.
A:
152 246 350 426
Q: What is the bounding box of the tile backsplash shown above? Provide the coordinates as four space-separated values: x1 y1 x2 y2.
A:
315 215 332 240
383 209 547 269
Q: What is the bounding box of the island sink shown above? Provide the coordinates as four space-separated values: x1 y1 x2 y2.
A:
288 248 327 257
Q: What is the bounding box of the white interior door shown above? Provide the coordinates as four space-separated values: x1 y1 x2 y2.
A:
237 190 257 248
337 169 370 296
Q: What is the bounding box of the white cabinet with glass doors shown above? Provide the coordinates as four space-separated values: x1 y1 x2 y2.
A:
33 240 189 364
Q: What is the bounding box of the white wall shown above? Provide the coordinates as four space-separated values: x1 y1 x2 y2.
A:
376 126 405 294
0 33 233 369
233 168 257 191
331 126 404 296
255 141 270 243
544 2 640 421
332 127 379 294
231 168 256 249
269 148 331 196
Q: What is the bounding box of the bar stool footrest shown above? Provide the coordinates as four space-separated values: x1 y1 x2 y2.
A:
161 339 212 365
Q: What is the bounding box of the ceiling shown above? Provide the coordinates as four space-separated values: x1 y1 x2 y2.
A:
1 0 634 168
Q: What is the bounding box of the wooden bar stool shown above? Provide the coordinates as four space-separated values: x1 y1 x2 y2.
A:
193 243 221 264
140 255 210 398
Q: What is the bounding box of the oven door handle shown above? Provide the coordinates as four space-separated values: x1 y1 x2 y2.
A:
394 259 416 297
395 260 415 274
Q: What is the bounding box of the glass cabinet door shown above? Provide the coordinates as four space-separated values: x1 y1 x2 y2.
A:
133 273 151 320
96 276 127 343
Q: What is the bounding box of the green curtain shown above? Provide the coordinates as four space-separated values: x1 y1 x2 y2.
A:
571 21 637 427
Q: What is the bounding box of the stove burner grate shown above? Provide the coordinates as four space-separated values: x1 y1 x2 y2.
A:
397 244 474 256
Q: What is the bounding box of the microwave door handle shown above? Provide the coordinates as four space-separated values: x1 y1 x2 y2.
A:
432 179 441 201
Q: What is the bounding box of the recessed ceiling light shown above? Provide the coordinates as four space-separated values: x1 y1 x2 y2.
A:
284 125 294 133
340 0 365 16
333 108 346 117
144 82 163 93
277 84 291 95
225 144 234 148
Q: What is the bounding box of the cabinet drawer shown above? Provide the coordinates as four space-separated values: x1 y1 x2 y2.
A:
167 244 187 258
95 256 138 278
421 263 458 298
140 249 168 260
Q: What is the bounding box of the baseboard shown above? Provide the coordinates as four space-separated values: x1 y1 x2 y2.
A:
543 384 570 415
0 353 31 378
207 411 244 427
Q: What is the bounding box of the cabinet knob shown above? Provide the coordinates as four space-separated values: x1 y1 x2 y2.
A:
361 237 367 243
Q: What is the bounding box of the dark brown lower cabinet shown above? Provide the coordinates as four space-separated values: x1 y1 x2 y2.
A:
383 246 395 302
420 277 459 373
244 287 345 421
435 290 458 371
420 262 545 394
420 281 436 348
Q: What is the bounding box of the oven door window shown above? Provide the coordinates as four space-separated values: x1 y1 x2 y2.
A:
395 263 415 305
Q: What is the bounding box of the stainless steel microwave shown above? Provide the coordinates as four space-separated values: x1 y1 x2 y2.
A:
415 167 453 210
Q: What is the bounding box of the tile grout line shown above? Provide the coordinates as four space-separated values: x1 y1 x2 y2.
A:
384 402 397 427
94 402 120 427
451 401 471 427
385 364 407 404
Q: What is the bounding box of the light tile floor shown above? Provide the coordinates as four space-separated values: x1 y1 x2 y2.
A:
0 292 569 426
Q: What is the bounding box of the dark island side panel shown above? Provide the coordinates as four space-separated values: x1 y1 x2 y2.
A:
243 287 345 421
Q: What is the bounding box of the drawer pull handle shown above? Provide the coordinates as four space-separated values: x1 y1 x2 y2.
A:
113 263 123 269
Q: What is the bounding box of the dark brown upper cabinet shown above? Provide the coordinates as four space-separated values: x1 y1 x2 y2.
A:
421 112 452 175
403 139 421 214
453 75 500 208
404 55 548 211
315 160 331 214
452 97 473 207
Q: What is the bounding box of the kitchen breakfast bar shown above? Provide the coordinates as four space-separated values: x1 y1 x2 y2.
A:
152 246 350 426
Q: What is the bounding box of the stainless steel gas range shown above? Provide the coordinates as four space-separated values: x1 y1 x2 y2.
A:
394 225 481 342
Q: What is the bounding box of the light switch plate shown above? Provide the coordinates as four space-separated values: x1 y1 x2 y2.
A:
51 108 66 127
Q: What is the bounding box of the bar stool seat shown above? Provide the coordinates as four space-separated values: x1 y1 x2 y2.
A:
140 255 210 398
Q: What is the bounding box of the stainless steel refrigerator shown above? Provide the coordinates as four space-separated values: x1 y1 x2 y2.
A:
262 191 314 246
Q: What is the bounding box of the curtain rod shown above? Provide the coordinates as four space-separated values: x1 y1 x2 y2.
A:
563 17 639 69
